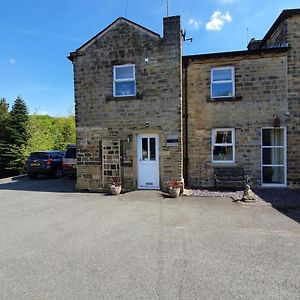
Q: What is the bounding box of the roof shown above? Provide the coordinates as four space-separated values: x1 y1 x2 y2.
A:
68 17 160 61
260 8 300 47
183 47 289 62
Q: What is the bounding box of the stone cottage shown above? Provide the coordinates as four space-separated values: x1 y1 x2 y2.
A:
68 16 183 191
69 8 300 191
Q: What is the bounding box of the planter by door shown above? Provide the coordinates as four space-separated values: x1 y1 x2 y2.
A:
137 134 160 189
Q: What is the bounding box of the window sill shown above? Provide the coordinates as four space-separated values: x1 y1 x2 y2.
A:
206 162 239 167
106 92 143 101
207 95 242 102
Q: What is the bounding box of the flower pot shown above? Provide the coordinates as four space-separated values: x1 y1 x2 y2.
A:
169 187 180 198
110 185 121 195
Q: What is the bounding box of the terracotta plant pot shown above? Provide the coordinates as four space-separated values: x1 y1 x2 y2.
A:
169 187 180 198
110 185 121 195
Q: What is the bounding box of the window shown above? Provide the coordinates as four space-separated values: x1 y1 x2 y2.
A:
141 137 156 161
113 64 136 97
261 128 286 185
211 67 235 98
212 128 235 163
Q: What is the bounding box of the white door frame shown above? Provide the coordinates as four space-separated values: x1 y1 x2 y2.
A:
261 127 287 187
137 133 160 189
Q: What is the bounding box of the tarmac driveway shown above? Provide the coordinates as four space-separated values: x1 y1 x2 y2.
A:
0 180 299 299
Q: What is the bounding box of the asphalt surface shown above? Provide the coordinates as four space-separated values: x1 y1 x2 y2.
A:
0 178 299 299
0 175 76 192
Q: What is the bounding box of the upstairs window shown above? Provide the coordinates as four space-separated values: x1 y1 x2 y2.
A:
211 67 235 98
113 64 136 97
212 128 235 163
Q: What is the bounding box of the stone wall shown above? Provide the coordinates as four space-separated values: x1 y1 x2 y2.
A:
286 14 300 186
183 52 288 187
71 16 183 191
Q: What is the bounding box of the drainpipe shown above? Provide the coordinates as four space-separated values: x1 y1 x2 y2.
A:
183 59 189 187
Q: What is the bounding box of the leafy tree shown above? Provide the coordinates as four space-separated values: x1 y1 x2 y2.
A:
22 114 76 158
21 116 54 159
52 116 76 150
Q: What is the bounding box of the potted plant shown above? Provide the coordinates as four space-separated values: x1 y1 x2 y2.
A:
168 178 181 198
110 176 122 195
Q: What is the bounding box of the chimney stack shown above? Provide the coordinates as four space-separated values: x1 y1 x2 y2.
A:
163 16 181 46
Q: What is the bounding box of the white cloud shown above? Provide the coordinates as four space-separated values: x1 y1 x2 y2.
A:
206 10 232 31
39 110 49 116
188 18 201 30
9 58 16 64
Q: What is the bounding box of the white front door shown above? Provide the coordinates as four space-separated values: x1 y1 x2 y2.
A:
137 134 160 189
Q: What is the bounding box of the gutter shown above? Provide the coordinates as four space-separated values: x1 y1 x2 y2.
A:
183 60 189 187
183 47 289 61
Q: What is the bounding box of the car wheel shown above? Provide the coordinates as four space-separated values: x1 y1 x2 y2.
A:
53 168 62 178
28 174 37 179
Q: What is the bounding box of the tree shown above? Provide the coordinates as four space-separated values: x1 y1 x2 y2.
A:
0 98 9 117
22 114 76 159
21 115 55 159
5 97 29 174
8 96 29 146
52 116 76 150
0 96 76 178
0 98 10 178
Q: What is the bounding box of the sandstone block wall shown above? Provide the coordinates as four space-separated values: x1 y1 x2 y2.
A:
184 53 289 187
286 15 300 186
71 17 183 191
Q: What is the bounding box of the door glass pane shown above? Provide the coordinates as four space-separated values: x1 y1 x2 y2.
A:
142 138 148 161
149 138 156 161
215 130 232 144
213 146 233 161
262 148 284 165
263 166 285 184
262 129 284 146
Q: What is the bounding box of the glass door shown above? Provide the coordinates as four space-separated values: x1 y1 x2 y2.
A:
261 128 286 186
137 134 159 189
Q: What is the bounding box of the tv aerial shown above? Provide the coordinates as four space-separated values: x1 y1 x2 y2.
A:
181 29 193 43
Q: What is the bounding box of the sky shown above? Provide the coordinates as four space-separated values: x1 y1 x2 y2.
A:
0 0 299 117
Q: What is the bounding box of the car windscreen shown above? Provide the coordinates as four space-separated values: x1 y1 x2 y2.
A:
28 152 49 160
65 148 76 159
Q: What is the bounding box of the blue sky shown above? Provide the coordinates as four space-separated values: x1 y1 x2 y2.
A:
0 0 299 116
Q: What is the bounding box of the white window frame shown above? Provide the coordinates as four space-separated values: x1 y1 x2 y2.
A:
261 127 287 187
211 66 235 98
211 128 235 163
113 64 136 97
